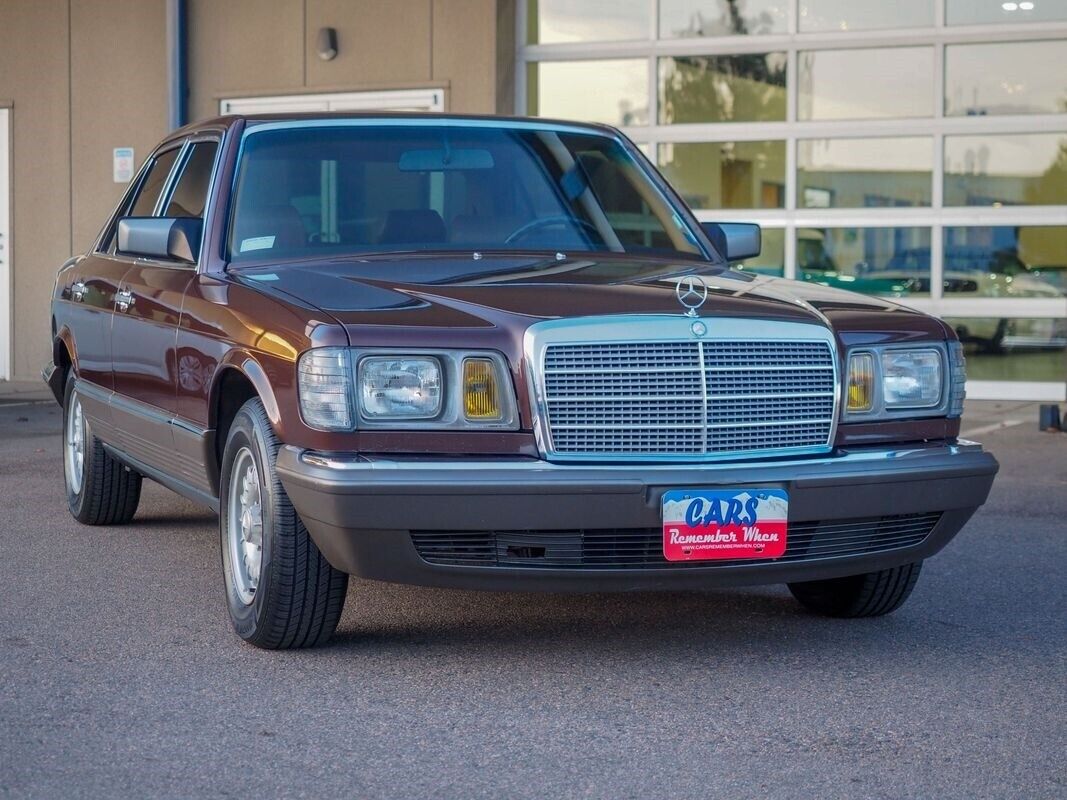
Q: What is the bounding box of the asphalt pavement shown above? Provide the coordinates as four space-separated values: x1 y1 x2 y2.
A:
1 399 1064 799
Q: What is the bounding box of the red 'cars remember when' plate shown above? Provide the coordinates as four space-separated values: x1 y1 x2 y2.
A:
662 489 788 562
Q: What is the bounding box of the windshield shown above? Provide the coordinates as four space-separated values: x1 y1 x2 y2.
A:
227 123 705 263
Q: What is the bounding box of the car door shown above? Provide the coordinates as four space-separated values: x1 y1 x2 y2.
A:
109 137 220 475
60 147 181 395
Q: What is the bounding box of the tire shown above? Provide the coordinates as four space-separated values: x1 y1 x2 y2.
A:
219 396 348 649
63 372 142 525
787 562 923 618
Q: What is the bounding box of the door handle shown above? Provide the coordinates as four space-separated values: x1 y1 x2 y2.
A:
71 281 87 302
116 289 135 313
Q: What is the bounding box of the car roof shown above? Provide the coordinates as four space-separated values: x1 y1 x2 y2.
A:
169 112 622 139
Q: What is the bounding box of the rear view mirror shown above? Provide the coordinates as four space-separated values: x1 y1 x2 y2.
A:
117 217 202 264
701 222 761 262
398 148 494 171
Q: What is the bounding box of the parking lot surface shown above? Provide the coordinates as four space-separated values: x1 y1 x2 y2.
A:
1 399 1064 799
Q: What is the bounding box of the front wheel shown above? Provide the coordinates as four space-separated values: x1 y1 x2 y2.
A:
787 562 923 618
219 397 348 649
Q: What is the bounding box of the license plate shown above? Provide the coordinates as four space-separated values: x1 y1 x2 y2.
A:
662 489 788 562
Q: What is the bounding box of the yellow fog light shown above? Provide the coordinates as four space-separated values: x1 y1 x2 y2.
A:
463 359 502 420
847 353 875 412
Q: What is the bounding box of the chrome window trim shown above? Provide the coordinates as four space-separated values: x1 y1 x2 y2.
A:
150 140 191 217
523 314 841 463
156 134 222 218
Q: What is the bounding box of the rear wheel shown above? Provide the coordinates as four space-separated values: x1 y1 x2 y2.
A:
219 397 348 649
63 372 142 525
788 562 923 618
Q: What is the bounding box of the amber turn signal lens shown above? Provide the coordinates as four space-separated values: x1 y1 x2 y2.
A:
463 359 502 420
847 352 875 412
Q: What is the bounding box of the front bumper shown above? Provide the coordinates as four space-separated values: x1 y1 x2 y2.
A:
276 442 998 591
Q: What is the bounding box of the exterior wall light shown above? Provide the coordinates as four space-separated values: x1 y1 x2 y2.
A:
317 27 338 61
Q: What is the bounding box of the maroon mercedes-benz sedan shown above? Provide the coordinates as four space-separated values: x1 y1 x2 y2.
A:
45 114 997 649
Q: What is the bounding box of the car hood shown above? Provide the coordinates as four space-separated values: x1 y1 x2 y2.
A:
233 252 949 346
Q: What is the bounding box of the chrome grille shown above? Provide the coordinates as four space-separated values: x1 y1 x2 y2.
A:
536 330 837 460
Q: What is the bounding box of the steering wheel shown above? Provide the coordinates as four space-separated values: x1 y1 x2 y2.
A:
503 215 601 245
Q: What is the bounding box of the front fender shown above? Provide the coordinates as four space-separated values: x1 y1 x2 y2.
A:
211 351 283 429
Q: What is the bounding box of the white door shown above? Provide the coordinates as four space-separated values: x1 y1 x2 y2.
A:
0 108 10 380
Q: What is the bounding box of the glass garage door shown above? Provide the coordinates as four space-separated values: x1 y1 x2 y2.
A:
518 0 1067 400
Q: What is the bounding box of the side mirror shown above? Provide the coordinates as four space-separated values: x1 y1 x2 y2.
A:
700 222 761 262
117 217 202 264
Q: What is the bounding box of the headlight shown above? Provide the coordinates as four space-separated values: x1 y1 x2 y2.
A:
882 349 942 408
298 347 353 431
844 345 950 420
359 357 442 419
297 348 518 431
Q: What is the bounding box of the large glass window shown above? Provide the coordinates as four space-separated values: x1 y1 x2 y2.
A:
944 133 1067 206
797 137 933 209
659 0 788 38
947 1 1067 26
945 41 1067 117
658 141 786 209
527 0 648 44
658 54 787 124
798 0 933 32
943 226 1067 297
798 47 934 120
519 5 1067 396
798 227 932 297
528 60 649 127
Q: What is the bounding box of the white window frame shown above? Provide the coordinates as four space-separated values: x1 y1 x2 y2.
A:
0 107 11 381
516 0 1067 400
220 88 445 116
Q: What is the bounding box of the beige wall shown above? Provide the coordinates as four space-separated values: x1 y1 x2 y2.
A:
71 0 169 252
188 0 513 120
0 0 168 381
0 1 72 381
1 0 514 381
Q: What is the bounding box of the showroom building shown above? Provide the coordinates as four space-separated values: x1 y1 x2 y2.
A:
0 0 1064 399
